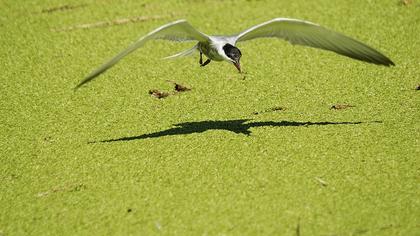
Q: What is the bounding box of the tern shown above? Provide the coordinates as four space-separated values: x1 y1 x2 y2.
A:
75 18 394 89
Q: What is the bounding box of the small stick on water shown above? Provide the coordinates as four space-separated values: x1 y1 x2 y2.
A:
330 104 355 110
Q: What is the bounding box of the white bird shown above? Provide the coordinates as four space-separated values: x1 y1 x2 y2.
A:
75 18 394 89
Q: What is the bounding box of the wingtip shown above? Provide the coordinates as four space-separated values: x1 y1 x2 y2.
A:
381 58 395 67
73 76 92 91
174 19 188 23
73 82 85 91
271 17 319 26
389 60 396 67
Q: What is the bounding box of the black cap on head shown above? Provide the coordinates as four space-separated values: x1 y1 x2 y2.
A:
223 44 242 62
223 44 242 72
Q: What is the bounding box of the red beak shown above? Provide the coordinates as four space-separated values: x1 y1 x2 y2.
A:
233 61 241 73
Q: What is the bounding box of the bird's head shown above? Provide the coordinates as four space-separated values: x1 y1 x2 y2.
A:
223 44 242 73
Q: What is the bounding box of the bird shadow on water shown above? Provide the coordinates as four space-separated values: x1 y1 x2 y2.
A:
93 119 382 143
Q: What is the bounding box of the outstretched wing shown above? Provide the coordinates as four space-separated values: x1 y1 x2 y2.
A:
234 18 394 66
163 45 198 60
76 20 209 89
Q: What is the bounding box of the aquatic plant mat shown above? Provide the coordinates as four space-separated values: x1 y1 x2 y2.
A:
1 0 419 235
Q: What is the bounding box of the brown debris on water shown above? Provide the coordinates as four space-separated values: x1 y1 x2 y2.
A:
149 89 170 99
167 80 191 92
175 83 191 92
148 81 191 99
253 106 286 115
269 106 285 112
330 104 355 110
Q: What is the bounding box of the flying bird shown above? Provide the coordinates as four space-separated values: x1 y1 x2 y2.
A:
75 18 394 89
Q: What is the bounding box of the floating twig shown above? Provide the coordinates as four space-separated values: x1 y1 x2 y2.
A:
36 183 86 197
51 15 168 32
330 104 355 110
42 4 87 14
252 106 286 115
315 177 328 187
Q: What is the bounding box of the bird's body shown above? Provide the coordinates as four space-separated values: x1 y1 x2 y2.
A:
198 36 235 61
198 38 225 62
75 18 394 89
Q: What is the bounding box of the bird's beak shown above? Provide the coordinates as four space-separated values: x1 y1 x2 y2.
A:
233 61 241 73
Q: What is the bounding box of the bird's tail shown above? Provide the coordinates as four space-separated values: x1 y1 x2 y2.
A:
163 44 198 60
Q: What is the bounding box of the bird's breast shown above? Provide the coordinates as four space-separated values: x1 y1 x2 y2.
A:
198 42 224 61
